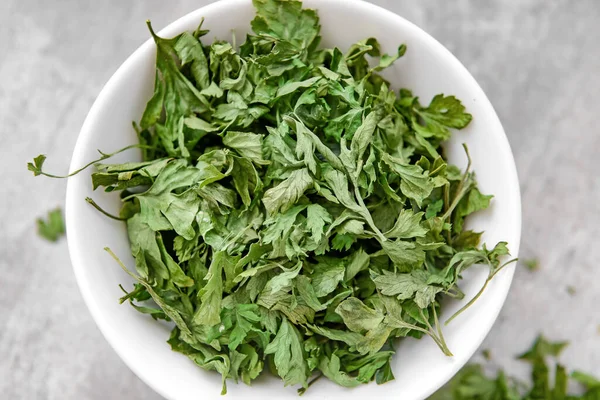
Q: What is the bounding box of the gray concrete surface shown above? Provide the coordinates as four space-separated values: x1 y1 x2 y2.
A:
1 0 599 398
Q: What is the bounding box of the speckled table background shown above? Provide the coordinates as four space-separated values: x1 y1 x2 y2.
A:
1 0 599 399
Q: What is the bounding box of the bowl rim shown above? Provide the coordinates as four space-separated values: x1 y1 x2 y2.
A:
66 0 522 399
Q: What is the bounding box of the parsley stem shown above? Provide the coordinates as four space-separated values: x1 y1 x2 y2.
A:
443 182 451 242
429 161 446 176
445 258 518 325
118 283 145 304
34 144 156 179
432 305 452 356
298 373 323 395
445 286 465 299
104 247 139 280
420 307 453 356
445 277 492 326
441 144 472 222
85 197 127 221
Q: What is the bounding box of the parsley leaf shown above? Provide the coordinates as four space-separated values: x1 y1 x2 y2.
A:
262 168 313 217
411 94 473 141
36 208 65 242
265 318 309 387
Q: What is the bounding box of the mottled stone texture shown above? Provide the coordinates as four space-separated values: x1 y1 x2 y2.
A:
1 0 598 398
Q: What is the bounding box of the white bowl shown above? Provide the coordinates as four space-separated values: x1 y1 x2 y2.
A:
65 0 521 399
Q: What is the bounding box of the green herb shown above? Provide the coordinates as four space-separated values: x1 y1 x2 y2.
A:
481 349 491 361
429 335 600 400
523 258 539 271
29 0 513 393
567 285 576 296
37 208 65 242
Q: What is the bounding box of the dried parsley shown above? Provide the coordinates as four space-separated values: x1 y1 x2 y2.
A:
29 0 514 393
430 336 600 400
36 208 65 242
523 258 540 272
